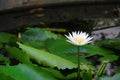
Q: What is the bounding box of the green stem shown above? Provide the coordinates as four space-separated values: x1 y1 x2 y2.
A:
97 62 107 76
93 62 107 80
77 46 80 80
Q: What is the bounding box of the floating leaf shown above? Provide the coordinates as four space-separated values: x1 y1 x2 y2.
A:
82 44 113 57
22 28 57 42
0 43 3 49
0 64 56 80
42 67 64 79
45 39 112 57
99 73 120 80
0 73 14 80
42 67 77 79
0 54 10 65
6 47 31 64
23 41 45 49
97 39 120 50
99 55 119 62
17 42 77 69
65 72 77 80
0 32 16 43
45 39 114 64
81 70 93 80
45 39 77 54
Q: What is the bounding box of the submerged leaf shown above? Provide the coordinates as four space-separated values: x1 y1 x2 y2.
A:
17 42 77 69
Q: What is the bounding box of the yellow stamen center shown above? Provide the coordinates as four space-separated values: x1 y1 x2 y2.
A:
74 37 85 43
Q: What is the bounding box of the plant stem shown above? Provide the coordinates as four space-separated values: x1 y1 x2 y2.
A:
18 32 22 42
77 46 80 80
93 62 107 80
97 62 107 76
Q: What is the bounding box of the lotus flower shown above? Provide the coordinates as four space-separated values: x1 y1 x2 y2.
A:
65 31 93 46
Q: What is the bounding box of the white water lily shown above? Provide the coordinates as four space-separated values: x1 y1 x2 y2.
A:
65 31 93 46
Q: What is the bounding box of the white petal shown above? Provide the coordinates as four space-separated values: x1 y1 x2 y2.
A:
65 31 93 46
86 37 93 42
